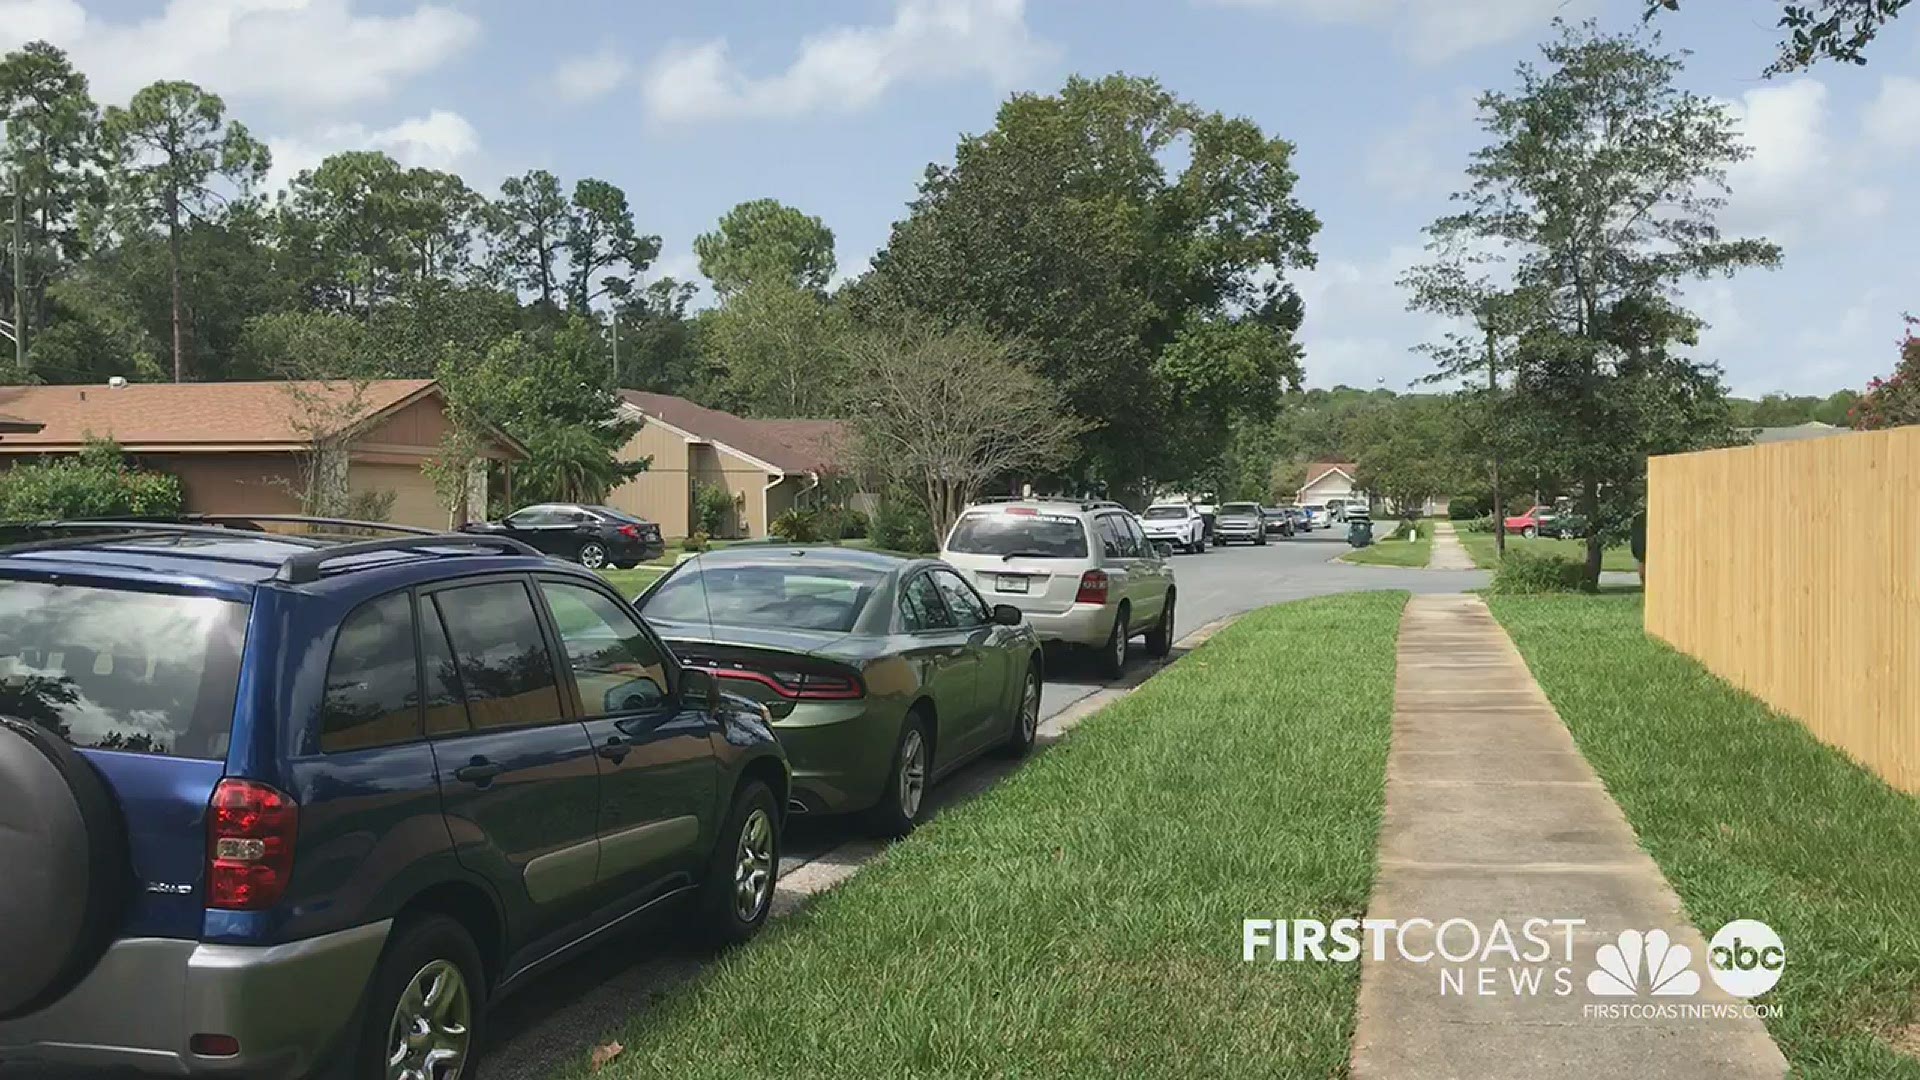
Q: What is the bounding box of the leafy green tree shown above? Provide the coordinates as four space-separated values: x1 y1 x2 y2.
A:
694 198 836 296
1416 23 1777 588
697 280 851 416
615 277 704 394
1645 0 1909 73
487 169 568 309
236 310 372 379
102 80 269 382
1349 397 1471 517
857 74 1318 496
0 42 102 373
564 178 658 314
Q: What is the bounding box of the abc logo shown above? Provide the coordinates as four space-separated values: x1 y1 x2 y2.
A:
1707 919 1784 998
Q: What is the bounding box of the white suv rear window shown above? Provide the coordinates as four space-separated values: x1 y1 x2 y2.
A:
947 513 1089 559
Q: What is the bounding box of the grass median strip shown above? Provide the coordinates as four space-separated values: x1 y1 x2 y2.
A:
1488 593 1920 1078
565 591 1408 1079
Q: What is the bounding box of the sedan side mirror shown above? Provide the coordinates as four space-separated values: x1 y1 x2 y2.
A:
680 666 719 710
991 604 1025 627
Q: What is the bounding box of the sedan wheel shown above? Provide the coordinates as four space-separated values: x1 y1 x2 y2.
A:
999 666 1041 758
868 713 931 838
577 541 609 569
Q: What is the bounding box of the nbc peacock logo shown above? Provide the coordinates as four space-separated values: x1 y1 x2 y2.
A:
1585 929 1702 997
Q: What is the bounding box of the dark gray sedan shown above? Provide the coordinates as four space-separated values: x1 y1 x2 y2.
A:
636 545 1044 836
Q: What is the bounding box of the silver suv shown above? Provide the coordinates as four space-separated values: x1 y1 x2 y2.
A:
941 499 1177 678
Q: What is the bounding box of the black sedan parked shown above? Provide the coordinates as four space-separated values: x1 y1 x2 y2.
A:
461 502 665 568
1262 506 1295 538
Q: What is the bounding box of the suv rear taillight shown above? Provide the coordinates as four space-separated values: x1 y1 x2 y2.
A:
206 779 298 911
1075 570 1109 605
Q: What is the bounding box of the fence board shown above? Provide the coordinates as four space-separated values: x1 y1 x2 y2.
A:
1647 427 1920 794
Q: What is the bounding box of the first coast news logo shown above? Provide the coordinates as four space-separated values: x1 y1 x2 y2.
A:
1242 917 1783 1019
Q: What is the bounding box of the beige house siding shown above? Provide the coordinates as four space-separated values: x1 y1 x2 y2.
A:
607 421 695 537
155 453 303 517
349 462 442 529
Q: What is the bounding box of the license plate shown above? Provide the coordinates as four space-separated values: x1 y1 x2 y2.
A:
998 574 1029 593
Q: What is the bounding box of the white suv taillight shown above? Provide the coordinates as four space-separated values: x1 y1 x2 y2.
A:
1075 570 1110 605
206 779 299 911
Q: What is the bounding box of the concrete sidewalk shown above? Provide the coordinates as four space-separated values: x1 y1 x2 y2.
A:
1428 520 1476 570
1348 595 1785 1079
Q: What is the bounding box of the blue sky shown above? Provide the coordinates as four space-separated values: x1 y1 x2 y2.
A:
5 0 1917 397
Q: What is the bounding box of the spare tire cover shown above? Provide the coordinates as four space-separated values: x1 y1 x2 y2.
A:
0 717 126 1018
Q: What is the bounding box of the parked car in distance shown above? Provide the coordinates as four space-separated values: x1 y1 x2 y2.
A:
1299 504 1324 530
0 517 787 1079
940 499 1177 679
461 503 665 569
1262 507 1294 538
1213 502 1268 545
1138 502 1209 553
635 546 1042 836
1503 505 1553 538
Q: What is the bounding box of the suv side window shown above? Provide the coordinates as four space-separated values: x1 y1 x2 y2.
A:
320 592 421 753
930 569 989 628
1095 514 1128 559
1121 515 1151 556
900 573 956 631
431 581 565 731
538 580 670 715
418 596 471 737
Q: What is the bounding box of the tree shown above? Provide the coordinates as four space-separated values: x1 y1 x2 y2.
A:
1350 397 1472 517
1415 23 1778 588
102 80 269 382
1645 0 1909 74
1849 315 1920 429
843 319 1081 541
487 169 568 309
694 198 836 297
564 178 658 314
0 42 101 375
856 74 1318 497
615 277 704 394
696 280 851 416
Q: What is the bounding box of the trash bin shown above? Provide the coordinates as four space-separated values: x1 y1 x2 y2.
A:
1347 519 1374 548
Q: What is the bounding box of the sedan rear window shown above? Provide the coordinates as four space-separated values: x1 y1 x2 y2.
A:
946 513 1089 559
0 580 248 760
642 564 885 633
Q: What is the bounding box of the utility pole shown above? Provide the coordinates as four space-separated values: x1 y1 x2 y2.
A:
1486 321 1503 558
8 179 24 373
610 305 621 388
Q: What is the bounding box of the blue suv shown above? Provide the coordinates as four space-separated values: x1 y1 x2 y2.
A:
0 519 789 1078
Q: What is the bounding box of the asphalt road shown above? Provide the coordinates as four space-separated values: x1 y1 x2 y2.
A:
473 525 1487 1080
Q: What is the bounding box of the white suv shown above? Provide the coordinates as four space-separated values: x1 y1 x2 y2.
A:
1138 502 1208 553
941 499 1177 679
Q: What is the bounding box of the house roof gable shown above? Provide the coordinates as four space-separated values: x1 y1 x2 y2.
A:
618 390 847 474
1300 461 1358 489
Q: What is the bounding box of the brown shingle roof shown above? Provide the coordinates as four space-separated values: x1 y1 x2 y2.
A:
0 379 438 451
0 411 43 434
619 391 849 474
1302 461 1357 488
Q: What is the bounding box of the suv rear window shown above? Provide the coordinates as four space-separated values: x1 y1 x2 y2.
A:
0 580 248 760
1140 506 1187 520
946 513 1089 559
1221 503 1261 515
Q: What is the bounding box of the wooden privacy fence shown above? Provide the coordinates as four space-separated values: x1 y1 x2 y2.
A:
1646 426 1920 795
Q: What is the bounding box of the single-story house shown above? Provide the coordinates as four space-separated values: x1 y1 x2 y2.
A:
1298 461 1369 513
610 391 855 538
0 379 525 529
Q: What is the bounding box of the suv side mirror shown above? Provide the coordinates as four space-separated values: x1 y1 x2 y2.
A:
680 666 719 710
991 604 1024 627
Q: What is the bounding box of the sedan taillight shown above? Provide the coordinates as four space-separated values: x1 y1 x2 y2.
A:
697 662 866 700
617 523 640 540
1075 570 1109 605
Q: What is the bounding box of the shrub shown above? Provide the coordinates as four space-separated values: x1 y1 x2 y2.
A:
0 440 184 520
1463 514 1497 534
770 508 823 542
1489 550 1585 594
834 508 869 540
871 499 937 554
693 482 735 538
683 531 711 553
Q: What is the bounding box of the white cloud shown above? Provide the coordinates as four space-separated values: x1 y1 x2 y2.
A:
266 109 480 191
1206 0 1592 63
1719 78 1886 242
1863 75 1920 154
0 0 479 109
640 0 1055 123
1362 91 1476 201
1292 243 1468 391
548 49 631 105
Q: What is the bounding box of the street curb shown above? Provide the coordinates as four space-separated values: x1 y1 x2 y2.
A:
772 612 1246 909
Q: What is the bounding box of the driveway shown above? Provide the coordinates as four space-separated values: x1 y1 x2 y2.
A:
475 526 1488 1079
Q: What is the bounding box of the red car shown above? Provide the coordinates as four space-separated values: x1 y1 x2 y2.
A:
1503 505 1551 537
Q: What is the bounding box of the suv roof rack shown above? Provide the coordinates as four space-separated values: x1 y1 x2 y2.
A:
0 518 539 583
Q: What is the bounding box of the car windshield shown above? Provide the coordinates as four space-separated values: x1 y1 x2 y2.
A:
946 513 1089 558
1140 507 1187 520
640 563 885 633
0 581 249 760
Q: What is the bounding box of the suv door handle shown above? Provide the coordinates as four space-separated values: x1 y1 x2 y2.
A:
597 735 630 764
453 758 502 785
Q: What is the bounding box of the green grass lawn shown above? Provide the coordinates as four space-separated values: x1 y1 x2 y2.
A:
597 566 666 596
1340 530 1434 567
562 592 1409 1079
1489 593 1920 1078
1457 530 1637 572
